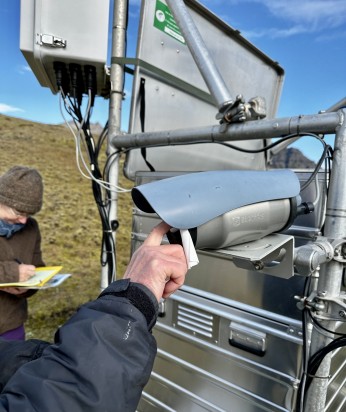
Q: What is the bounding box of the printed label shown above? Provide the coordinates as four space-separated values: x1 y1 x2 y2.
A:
232 213 265 226
154 0 186 44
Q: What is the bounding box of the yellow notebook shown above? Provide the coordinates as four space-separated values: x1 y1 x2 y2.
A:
0 266 63 288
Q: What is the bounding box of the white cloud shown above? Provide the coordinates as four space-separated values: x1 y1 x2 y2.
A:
259 0 346 29
17 65 32 74
243 25 308 39
0 104 24 114
202 0 346 38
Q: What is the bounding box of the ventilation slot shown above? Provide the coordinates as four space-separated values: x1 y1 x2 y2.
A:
176 304 215 339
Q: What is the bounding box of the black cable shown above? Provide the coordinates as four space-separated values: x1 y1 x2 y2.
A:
300 143 332 192
306 335 346 392
296 308 309 412
57 57 119 285
297 302 346 410
218 132 327 154
308 311 346 337
296 276 312 412
129 132 329 192
65 86 116 283
103 149 127 183
219 132 331 193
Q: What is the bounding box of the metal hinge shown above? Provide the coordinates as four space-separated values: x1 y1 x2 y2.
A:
37 34 66 48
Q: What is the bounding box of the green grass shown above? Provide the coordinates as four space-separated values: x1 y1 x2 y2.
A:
0 114 133 341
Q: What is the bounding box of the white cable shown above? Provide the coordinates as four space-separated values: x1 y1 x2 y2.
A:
59 90 131 193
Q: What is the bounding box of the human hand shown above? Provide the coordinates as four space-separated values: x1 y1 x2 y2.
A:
123 222 188 302
18 264 36 282
0 287 29 295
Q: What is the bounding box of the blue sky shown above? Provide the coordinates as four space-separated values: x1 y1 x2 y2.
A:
1 0 346 162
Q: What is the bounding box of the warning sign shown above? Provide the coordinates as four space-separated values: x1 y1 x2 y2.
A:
154 0 186 45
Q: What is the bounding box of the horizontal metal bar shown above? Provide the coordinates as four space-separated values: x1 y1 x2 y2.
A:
111 57 214 105
111 111 342 149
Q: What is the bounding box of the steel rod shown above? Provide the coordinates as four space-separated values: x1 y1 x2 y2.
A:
165 0 234 110
111 111 342 149
305 110 346 411
102 0 128 288
325 96 346 113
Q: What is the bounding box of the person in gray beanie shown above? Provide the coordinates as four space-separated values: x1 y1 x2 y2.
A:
0 166 45 340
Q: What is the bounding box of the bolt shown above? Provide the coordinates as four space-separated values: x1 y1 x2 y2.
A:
339 310 346 318
317 291 327 297
253 261 264 271
293 381 300 390
314 303 326 311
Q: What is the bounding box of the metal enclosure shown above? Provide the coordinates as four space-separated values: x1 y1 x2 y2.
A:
116 2 346 411
20 0 110 96
132 172 346 412
124 0 284 180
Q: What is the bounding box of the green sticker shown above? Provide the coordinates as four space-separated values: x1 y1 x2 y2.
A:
154 0 186 44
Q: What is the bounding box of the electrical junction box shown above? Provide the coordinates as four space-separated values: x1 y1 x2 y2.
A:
20 0 110 97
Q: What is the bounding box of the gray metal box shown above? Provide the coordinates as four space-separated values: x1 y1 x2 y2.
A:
20 0 110 96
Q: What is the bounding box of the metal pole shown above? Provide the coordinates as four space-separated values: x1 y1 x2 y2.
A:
325 96 346 112
305 109 346 411
165 0 234 111
110 111 341 148
101 0 127 289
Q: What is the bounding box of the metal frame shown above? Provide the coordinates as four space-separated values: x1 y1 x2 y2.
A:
108 0 346 410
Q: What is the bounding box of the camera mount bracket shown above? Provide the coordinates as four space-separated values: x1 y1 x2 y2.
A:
205 233 295 279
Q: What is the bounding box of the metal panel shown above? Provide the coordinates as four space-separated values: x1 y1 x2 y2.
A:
137 291 302 412
124 0 284 180
325 347 346 412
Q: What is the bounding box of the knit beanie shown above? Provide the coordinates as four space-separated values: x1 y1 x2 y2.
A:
0 166 43 215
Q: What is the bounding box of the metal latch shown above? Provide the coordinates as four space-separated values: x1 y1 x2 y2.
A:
37 34 66 48
229 322 266 356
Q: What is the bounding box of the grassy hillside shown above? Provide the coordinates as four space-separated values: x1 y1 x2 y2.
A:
0 114 133 341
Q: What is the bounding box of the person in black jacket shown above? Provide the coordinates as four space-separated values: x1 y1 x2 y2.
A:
0 221 188 412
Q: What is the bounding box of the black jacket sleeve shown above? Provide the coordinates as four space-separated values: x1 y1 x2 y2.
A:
0 339 50 392
0 279 159 412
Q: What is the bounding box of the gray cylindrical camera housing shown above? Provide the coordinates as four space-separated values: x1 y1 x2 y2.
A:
190 198 292 249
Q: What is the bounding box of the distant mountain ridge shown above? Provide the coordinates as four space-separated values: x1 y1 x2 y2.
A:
60 120 105 136
270 147 316 169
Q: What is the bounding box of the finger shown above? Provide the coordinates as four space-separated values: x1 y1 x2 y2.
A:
162 274 186 298
149 244 186 259
143 222 171 247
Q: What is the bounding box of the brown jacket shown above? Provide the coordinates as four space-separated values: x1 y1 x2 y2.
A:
0 218 44 334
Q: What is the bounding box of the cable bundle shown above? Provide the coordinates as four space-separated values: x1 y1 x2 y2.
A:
54 62 130 284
